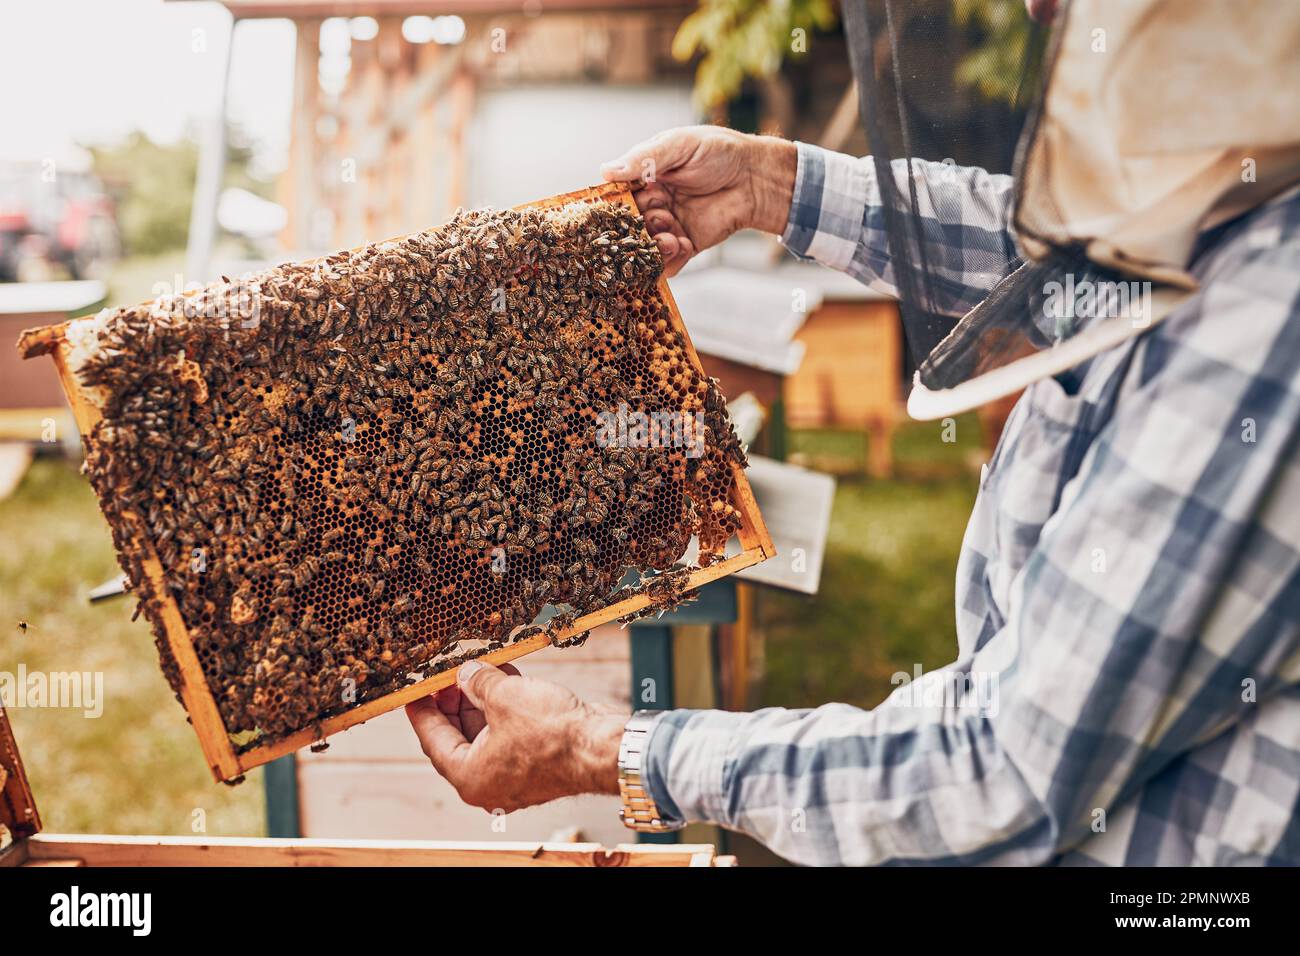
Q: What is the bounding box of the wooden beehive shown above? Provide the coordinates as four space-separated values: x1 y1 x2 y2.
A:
0 702 731 867
17 182 773 783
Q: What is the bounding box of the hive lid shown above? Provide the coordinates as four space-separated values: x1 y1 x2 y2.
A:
668 266 811 376
0 702 41 852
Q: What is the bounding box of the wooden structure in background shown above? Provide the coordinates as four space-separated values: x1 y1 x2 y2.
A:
696 355 783 456
668 263 809 460
10 835 732 867
785 297 903 477
19 181 774 784
0 701 732 866
212 0 693 253
669 245 906 477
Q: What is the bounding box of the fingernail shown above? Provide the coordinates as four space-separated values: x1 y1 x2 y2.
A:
458 660 485 686
601 160 627 172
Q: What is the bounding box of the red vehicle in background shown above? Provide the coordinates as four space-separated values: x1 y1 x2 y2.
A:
0 161 120 281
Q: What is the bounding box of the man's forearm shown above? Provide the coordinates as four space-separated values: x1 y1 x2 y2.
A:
637 697 1053 867
781 142 1021 317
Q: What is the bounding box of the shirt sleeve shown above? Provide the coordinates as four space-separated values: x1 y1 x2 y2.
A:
781 141 1021 318
642 236 1300 866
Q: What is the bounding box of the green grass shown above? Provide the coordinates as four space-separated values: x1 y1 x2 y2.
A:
0 457 265 836
788 411 985 476
758 417 983 711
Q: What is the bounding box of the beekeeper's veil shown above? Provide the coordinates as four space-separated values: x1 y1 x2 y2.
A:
840 0 1300 419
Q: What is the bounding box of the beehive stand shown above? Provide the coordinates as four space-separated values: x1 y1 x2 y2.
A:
0 702 729 866
18 182 773 783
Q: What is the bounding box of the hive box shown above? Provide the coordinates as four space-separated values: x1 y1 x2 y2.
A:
0 701 733 867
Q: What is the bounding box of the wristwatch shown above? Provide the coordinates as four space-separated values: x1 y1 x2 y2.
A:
617 711 685 833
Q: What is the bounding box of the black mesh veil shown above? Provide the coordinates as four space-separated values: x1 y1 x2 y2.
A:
841 0 1132 392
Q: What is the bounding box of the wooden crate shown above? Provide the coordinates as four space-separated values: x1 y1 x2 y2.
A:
7 836 734 868
16 182 774 783
785 298 902 476
0 702 732 868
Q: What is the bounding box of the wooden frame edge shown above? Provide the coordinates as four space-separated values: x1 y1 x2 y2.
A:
0 704 42 841
0 839 31 867
24 833 728 867
48 347 243 783
236 545 765 770
652 275 775 560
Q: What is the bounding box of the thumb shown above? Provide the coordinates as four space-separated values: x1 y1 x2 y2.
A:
457 659 510 712
601 129 694 184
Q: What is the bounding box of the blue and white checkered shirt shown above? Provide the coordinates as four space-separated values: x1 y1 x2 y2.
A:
643 142 1300 865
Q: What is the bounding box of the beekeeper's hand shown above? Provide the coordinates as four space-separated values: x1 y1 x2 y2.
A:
406 660 625 812
601 126 797 277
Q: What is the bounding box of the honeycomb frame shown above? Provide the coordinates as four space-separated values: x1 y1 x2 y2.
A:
19 182 774 783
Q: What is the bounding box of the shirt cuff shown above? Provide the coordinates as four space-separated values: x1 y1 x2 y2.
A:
641 708 753 827
781 141 873 273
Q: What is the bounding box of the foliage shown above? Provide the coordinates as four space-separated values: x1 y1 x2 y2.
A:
952 0 1039 104
759 417 983 711
89 132 198 257
675 0 1036 116
0 458 265 835
673 0 838 112
88 130 267 257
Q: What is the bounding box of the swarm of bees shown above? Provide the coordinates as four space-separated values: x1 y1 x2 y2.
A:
57 198 747 745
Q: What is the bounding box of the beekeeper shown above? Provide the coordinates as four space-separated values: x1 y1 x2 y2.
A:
406 0 1300 865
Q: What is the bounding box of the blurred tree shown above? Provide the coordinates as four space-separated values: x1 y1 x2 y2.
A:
952 0 1039 103
675 0 1036 116
673 0 838 113
89 133 197 256
88 130 266 256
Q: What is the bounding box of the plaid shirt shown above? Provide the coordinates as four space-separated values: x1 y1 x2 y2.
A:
642 142 1300 866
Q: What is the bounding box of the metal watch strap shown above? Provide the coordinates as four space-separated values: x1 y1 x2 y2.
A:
617 711 684 832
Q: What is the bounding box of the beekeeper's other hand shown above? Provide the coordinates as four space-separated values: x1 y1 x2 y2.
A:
601 126 796 277
406 660 625 812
